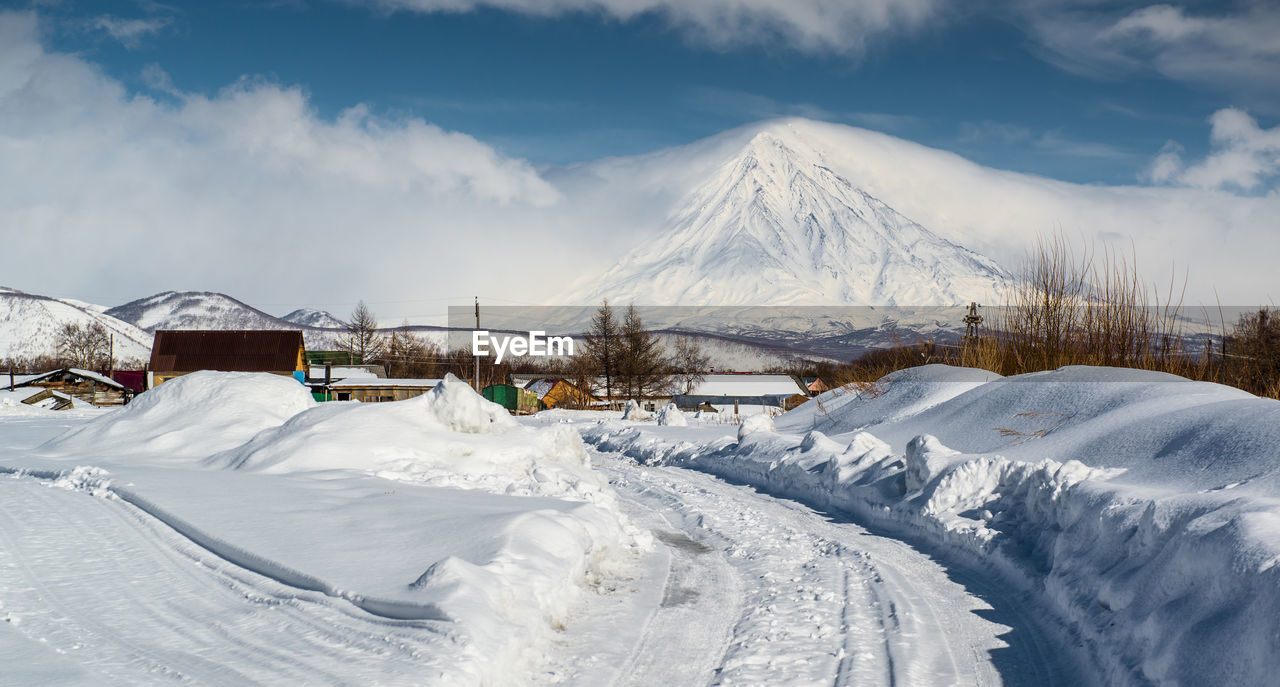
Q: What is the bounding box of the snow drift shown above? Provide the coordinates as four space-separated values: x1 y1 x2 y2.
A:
40 371 316 460
583 364 1280 686
206 375 613 505
29 371 646 685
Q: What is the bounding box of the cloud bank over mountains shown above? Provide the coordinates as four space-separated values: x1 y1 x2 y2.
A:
0 9 1276 317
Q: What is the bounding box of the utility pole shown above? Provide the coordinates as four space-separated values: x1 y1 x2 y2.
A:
474 296 481 391
963 302 983 342
108 334 114 375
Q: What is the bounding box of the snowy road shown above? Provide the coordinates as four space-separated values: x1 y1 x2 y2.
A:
0 447 1087 686
0 478 461 686
572 448 1088 687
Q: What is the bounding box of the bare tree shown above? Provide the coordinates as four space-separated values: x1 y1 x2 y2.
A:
56 322 111 369
340 300 386 365
581 300 620 404
386 320 441 378
671 335 710 394
1223 307 1280 398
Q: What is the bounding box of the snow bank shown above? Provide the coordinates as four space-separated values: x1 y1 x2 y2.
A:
196 375 649 682
655 403 687 426
0 393 47 416
778 364 1001 435
621 398 653 421
736 413 775 441
206 375 611 505
41 371 315 460
581 365 1280 686
26 372 648 684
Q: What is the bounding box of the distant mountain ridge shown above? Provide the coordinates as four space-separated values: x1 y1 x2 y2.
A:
103 291 349 351
1 288 824 371
0 289 354 363
106 291 304 333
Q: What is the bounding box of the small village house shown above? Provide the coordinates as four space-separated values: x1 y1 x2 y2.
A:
4 368 132 407
327 378 443 402
524 377 599 409
799 376 830 395
148 330 306 387
671 373 809 413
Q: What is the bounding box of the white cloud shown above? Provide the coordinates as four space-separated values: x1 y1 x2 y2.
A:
353 0 942 55
1024 2 1280 105
551 117 1280 305
0 11 561 315
1144 140 1183 183
1145 108 1280 191
2 8 1275 318
86 14 173 48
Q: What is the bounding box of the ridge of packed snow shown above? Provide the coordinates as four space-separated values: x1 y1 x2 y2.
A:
19 370 649 684
40 371 317 460
579 364 1280 685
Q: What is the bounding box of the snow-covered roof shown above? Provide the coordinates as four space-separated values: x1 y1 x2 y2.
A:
0 387 49 402
328 378 444 388
14 368 127 390
686 374 805 397
317 366 380 379
525 378 556 399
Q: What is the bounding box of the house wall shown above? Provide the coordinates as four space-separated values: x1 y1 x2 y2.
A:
30 380 128 406
332 386 431 403
152 370 299 388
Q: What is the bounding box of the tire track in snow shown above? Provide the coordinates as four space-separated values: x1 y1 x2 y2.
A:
594 452 1077 687
0 477 462 685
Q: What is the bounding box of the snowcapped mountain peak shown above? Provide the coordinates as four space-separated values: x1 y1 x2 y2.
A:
105 291 297 333
567 122 1010 307
281 308 346 330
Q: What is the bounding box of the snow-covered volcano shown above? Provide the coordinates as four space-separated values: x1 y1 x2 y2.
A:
566 127 1009 306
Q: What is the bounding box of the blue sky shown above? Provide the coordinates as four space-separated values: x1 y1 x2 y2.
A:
2 1 1278 312
24 0 1275 185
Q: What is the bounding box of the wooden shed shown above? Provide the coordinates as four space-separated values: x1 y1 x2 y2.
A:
6 368 132 407
149 330 306 387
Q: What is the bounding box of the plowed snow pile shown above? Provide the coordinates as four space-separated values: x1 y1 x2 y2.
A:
41 371 316 460
25 372 646 685
206 375 613 504
583 364 1280 686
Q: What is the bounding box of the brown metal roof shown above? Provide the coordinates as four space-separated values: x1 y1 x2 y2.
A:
149 330 304 373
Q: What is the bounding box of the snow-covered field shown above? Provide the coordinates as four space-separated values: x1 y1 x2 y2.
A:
2 365 1277 685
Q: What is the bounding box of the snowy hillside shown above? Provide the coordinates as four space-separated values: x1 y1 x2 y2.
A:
106 291 344 350
282 308 347 329
0 288 152 363
564 127 1009 307
107 291 303 332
